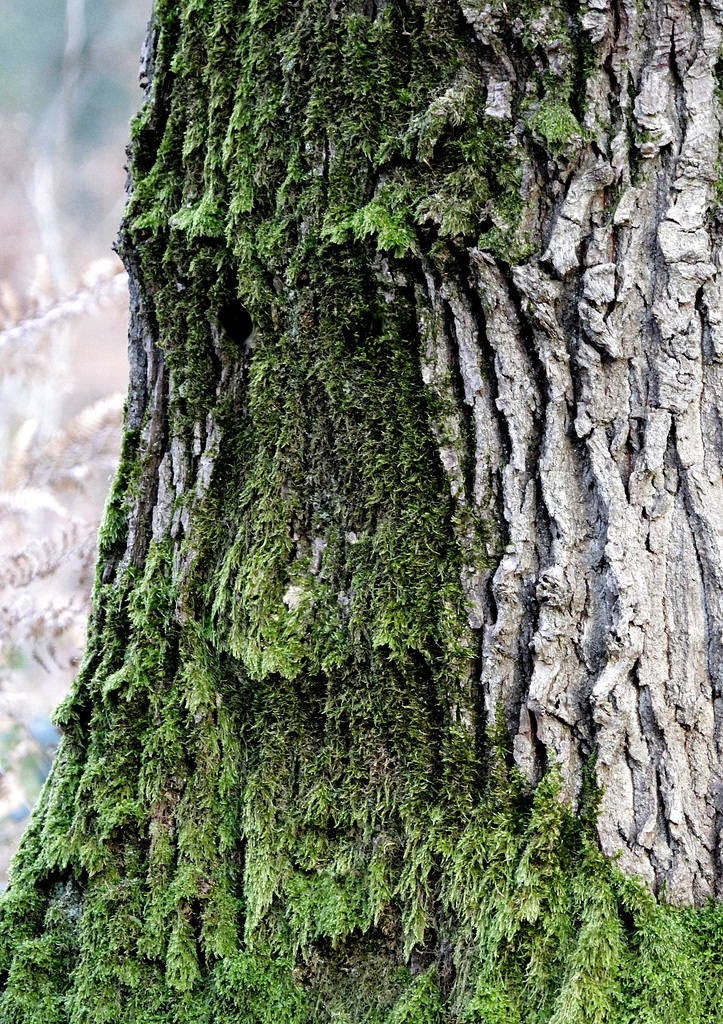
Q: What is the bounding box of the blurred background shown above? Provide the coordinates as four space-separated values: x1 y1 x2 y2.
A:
0 0 149 885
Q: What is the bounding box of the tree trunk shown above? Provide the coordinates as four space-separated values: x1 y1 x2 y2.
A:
2 0 723 1019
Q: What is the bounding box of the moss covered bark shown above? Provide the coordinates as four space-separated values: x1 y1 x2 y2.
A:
2 0 723 1020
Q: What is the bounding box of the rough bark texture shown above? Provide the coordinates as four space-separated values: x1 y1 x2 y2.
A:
459 0 723 903
2 0 723 1020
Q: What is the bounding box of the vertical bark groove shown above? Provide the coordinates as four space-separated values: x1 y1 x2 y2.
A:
426 0 723 901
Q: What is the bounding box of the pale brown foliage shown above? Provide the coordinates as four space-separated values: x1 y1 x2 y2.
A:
0 257 126 877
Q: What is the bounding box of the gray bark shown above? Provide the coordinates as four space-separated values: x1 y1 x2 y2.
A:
422 0 723 901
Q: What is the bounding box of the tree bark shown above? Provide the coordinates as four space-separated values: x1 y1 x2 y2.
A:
467 0 723 903
2 0 723 1019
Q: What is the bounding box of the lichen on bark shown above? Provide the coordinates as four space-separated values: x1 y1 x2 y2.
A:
3 0 723 1020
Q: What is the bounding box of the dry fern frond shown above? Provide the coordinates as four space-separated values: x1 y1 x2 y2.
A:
0 489 70 522
28 393 124 490
0 597 85 647
44 393 124 460
26 255 58 317
6 395 124 493
0 521 96 590
0 251 127 881
0 266 127 352
0 282 21 325
3 420 39 491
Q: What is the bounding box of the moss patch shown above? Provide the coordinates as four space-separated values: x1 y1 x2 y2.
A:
1 1 722 1022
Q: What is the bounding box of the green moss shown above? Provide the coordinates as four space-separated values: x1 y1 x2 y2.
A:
326 195 419 257
527 96 582 152
387 970 443 1022
1 1 721 1022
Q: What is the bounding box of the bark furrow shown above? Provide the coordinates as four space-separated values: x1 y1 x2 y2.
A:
414 0 723 900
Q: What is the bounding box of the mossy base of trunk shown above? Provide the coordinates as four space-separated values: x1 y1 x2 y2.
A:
3 746 723 1022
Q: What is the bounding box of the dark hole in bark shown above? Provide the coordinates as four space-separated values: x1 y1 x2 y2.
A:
218 299 254 347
